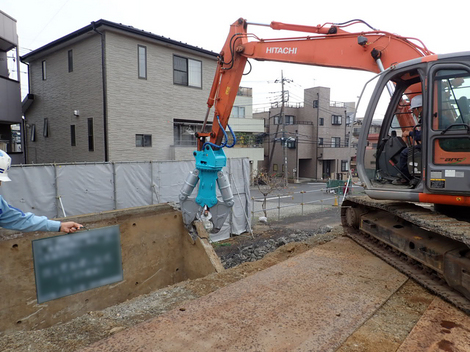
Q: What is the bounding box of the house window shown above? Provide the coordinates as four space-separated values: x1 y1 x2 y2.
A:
136 134 152 147
319 118 324 126
30 124 36 142
43 118 49 137
332 137 341 148
138 45 147 79
285 115 295 125
87 118 94 151
273 164 278 172
313 100 319 108
10 124 22 152
42 60 46 80
341 160 349 172
319 138 323 146
70 125 76 146
273 115 294 124
230 106 245 118
173 55 202 88
332 115 342 125
173 120 211 146
68 50 73 72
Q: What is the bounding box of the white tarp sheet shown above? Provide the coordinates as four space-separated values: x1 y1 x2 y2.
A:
57 164 115 216
115 162 153 208
5 165 57 217
0 158 251 241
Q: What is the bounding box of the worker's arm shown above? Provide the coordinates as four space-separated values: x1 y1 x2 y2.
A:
0 196 81 233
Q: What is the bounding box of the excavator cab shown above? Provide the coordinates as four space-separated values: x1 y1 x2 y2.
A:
357 53 470 204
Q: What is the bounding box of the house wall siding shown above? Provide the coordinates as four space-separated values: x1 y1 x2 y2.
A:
104 31 217 161
25 35 104 163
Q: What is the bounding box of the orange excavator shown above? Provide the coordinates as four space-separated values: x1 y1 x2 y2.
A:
179 18 470 312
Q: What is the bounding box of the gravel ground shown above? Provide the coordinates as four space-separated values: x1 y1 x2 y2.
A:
0 205 438 351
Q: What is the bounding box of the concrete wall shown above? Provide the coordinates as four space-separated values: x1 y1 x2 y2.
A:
0 204 223 332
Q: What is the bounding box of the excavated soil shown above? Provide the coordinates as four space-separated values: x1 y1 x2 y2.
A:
0 208 440 351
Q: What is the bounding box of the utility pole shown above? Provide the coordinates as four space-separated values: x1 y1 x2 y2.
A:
315 91 320 179
275 70 292 187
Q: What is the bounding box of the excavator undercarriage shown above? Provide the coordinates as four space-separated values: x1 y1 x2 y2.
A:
341 196 470 314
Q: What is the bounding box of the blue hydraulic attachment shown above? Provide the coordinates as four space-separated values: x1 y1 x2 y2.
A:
179 118 236 233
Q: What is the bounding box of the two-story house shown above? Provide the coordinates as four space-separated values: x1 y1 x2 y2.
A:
20 19 263 168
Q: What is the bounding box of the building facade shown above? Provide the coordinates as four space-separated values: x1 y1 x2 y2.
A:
20 19 263 167
0 11 24 164
254 86 356 181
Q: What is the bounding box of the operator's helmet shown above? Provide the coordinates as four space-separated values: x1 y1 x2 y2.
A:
410 95 423 109
0 150 12 182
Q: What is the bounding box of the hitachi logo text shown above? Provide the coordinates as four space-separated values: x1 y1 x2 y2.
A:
266 47 298 54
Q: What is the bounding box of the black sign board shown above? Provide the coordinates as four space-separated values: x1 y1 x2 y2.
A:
32 225 123 303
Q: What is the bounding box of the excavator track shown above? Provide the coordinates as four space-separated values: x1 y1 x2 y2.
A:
341 196 470 315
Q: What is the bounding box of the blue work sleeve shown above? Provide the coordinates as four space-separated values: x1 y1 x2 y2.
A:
0 196 61 232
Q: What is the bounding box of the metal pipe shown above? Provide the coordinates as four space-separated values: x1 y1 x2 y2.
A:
375 58 395 96
92 22 109 162
58 196 67 217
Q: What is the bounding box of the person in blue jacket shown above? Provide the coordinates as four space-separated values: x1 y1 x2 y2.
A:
0 151 82 233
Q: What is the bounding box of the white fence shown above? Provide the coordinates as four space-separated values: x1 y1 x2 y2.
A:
0 158 252 241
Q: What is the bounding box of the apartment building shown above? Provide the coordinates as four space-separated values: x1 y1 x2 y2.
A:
254 86 356 181
20 19 263 166
0 11 24 164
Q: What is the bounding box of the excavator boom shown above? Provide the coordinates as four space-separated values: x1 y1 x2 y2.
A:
204 18 433 148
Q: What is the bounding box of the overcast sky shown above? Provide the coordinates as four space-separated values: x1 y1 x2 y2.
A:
3 0 468 112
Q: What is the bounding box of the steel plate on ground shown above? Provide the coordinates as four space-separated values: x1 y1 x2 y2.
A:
80 237 407 352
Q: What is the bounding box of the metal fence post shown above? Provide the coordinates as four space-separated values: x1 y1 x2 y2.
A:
278 194 281 221
251 197 255 226
54 164 59 218
112 162 117 210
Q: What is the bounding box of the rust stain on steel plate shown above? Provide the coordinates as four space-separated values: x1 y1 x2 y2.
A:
80 237 407 352
397 298 470 352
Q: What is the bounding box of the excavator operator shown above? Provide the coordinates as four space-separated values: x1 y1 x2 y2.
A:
394 95 422 185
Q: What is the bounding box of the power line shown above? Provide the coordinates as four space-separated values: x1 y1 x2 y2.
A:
28 0 72 47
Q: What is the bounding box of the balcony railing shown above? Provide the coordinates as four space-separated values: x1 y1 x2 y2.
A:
319 143 352 148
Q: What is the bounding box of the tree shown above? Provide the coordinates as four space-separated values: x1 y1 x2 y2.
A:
254 168 284 220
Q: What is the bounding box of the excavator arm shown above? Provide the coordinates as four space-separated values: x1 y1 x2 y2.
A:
180 18 433 232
